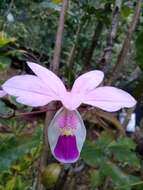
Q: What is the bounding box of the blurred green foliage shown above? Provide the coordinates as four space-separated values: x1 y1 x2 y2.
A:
0 0 143 189
81 131 143 190
0 118 42 189
136 31 143 71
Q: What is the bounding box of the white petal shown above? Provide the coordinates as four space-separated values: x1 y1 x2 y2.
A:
2 75 57 107
83 86 136 112
71 70 104 94
27 62 67 99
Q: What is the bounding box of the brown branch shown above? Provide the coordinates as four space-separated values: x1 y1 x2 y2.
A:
98 0 123 72
0 125 12 133
51 0 68 75
36 1 68 190
107 0 142 85
83 21 104 71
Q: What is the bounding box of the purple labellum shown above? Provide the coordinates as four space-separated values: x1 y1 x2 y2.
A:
54 135 79 163
48 107 86 163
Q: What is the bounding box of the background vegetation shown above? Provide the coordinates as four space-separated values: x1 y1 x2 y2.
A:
0 0 143 189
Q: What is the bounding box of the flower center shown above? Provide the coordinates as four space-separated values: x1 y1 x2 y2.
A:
60 127 75 136
58 109 78 136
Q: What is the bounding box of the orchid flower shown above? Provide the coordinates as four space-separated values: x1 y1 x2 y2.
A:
2 62 136 163
0 90 6 97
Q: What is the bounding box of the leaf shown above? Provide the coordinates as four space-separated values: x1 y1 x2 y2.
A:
52 0 63 4
113 149 140 169
81 140 106 166
0 56 11 71
5 176 26 190
0 32 16 48
109 137 136 150
0 185 4 190
5 177 16 190
81 131 114 166
95 130 115 150
127 176 143 190
85 0 112 9
109 137 140 168
90 170 103 188
0 128 42 171
5 49 26 59
0 56 11 65
100 162 131 190
121 5 131 18
0 100 13 116
40 1 61 11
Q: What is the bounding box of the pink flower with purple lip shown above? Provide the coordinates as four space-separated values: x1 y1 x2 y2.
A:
2 62 136 163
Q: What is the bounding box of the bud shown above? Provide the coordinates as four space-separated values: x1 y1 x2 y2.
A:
41 163 62 189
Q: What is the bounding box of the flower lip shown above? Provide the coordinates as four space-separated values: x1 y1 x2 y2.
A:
54 135 79 163
48 107 86 163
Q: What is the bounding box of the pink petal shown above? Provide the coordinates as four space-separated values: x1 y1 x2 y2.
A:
83 86 136 112
71 70 104 94
0 90 6 97
48 107 86 163
2 75 57 107
60 91 83 111
66 70 104 110
60 70 104 110
27 62 67 99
